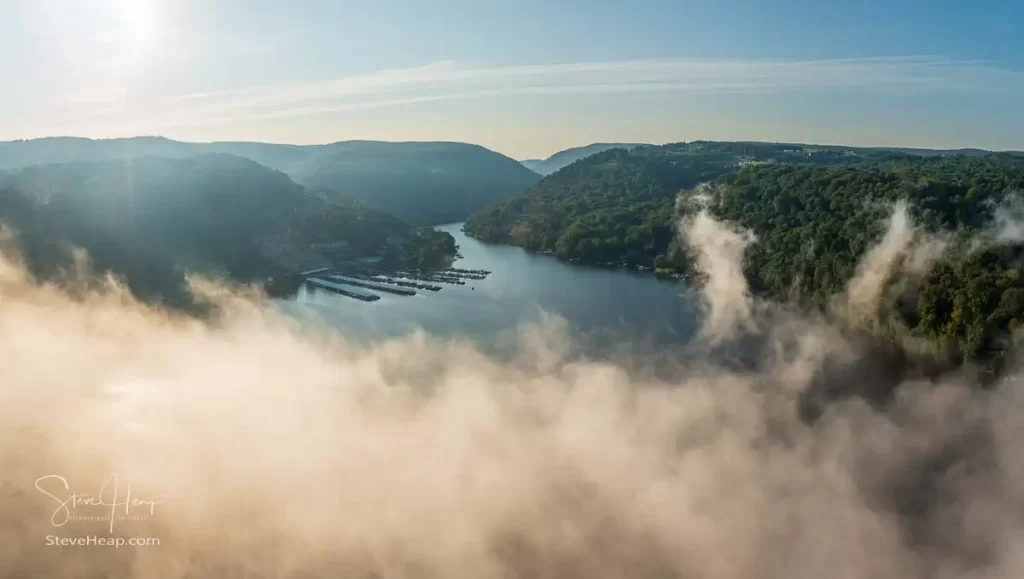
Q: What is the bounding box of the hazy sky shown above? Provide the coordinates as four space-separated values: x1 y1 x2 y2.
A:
2 0 1022 158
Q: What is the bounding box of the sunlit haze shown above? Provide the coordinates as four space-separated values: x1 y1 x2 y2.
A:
2 0 1022 157
7 1 1024 577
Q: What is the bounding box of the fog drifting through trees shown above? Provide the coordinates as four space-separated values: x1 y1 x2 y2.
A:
0 200 1023 578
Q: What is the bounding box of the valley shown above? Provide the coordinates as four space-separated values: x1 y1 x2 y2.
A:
3 136 1024 371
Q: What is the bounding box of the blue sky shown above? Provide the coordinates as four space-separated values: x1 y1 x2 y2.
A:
2 0 1022 158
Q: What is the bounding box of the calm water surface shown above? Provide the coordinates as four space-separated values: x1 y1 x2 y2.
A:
276 224 702 354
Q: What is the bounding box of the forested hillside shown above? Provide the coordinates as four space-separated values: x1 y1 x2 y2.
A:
467 142 1024 366
464 141 891 268
520 143 648 175
0 155 457 309
0 137 540 225
465 142 1022 270
291 141 540 224
694 156 1024 365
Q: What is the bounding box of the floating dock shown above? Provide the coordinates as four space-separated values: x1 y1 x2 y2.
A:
305 278 380 301
328 275 416 296
441 268 488 280
372 276 442 291
417 274 465 285
299 267 331 277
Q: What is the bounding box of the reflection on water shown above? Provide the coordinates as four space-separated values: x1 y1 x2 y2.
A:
276 223 702 355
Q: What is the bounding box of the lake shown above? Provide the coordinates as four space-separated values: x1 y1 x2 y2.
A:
276 224 703 356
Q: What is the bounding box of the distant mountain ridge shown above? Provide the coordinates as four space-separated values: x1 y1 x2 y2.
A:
290 141 541 224
721 140 1022 158
0 137 541 225
520 141 1023 176
521 143 649 175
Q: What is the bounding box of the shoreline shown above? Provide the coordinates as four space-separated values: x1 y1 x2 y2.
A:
458 229 688 282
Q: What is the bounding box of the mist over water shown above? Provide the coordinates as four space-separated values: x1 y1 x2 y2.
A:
1 203 1024 578
280 223 703 359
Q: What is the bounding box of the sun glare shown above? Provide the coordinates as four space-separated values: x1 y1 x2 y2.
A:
117 0 159 66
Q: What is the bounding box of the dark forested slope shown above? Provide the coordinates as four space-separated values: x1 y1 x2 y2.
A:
0 137 540 225
1 154 305 306
291 141 540 225
0 155 457 308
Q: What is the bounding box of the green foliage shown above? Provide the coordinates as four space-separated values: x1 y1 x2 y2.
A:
464 141 914 269
467 141 1024 365
465 144 737 268
2 154 304 306
693 156 1024 364
298 198 409 246
292 143 540 225
297 197 457 269
407 228 458 269
0 155 458 309
521 142 648 176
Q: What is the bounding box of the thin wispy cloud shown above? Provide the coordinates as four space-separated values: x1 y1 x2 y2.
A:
39 56 1024 136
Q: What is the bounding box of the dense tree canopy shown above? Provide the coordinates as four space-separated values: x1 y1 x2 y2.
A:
294 142 541 225
700 156 1024 364
464 145 738 269
466 142 1024 366
0 155 458 309
520 142 648 176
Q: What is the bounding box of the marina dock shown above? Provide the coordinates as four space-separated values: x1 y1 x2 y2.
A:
302 264 493 304
328 275 416 296
305 278 380 301
372 276 442 291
